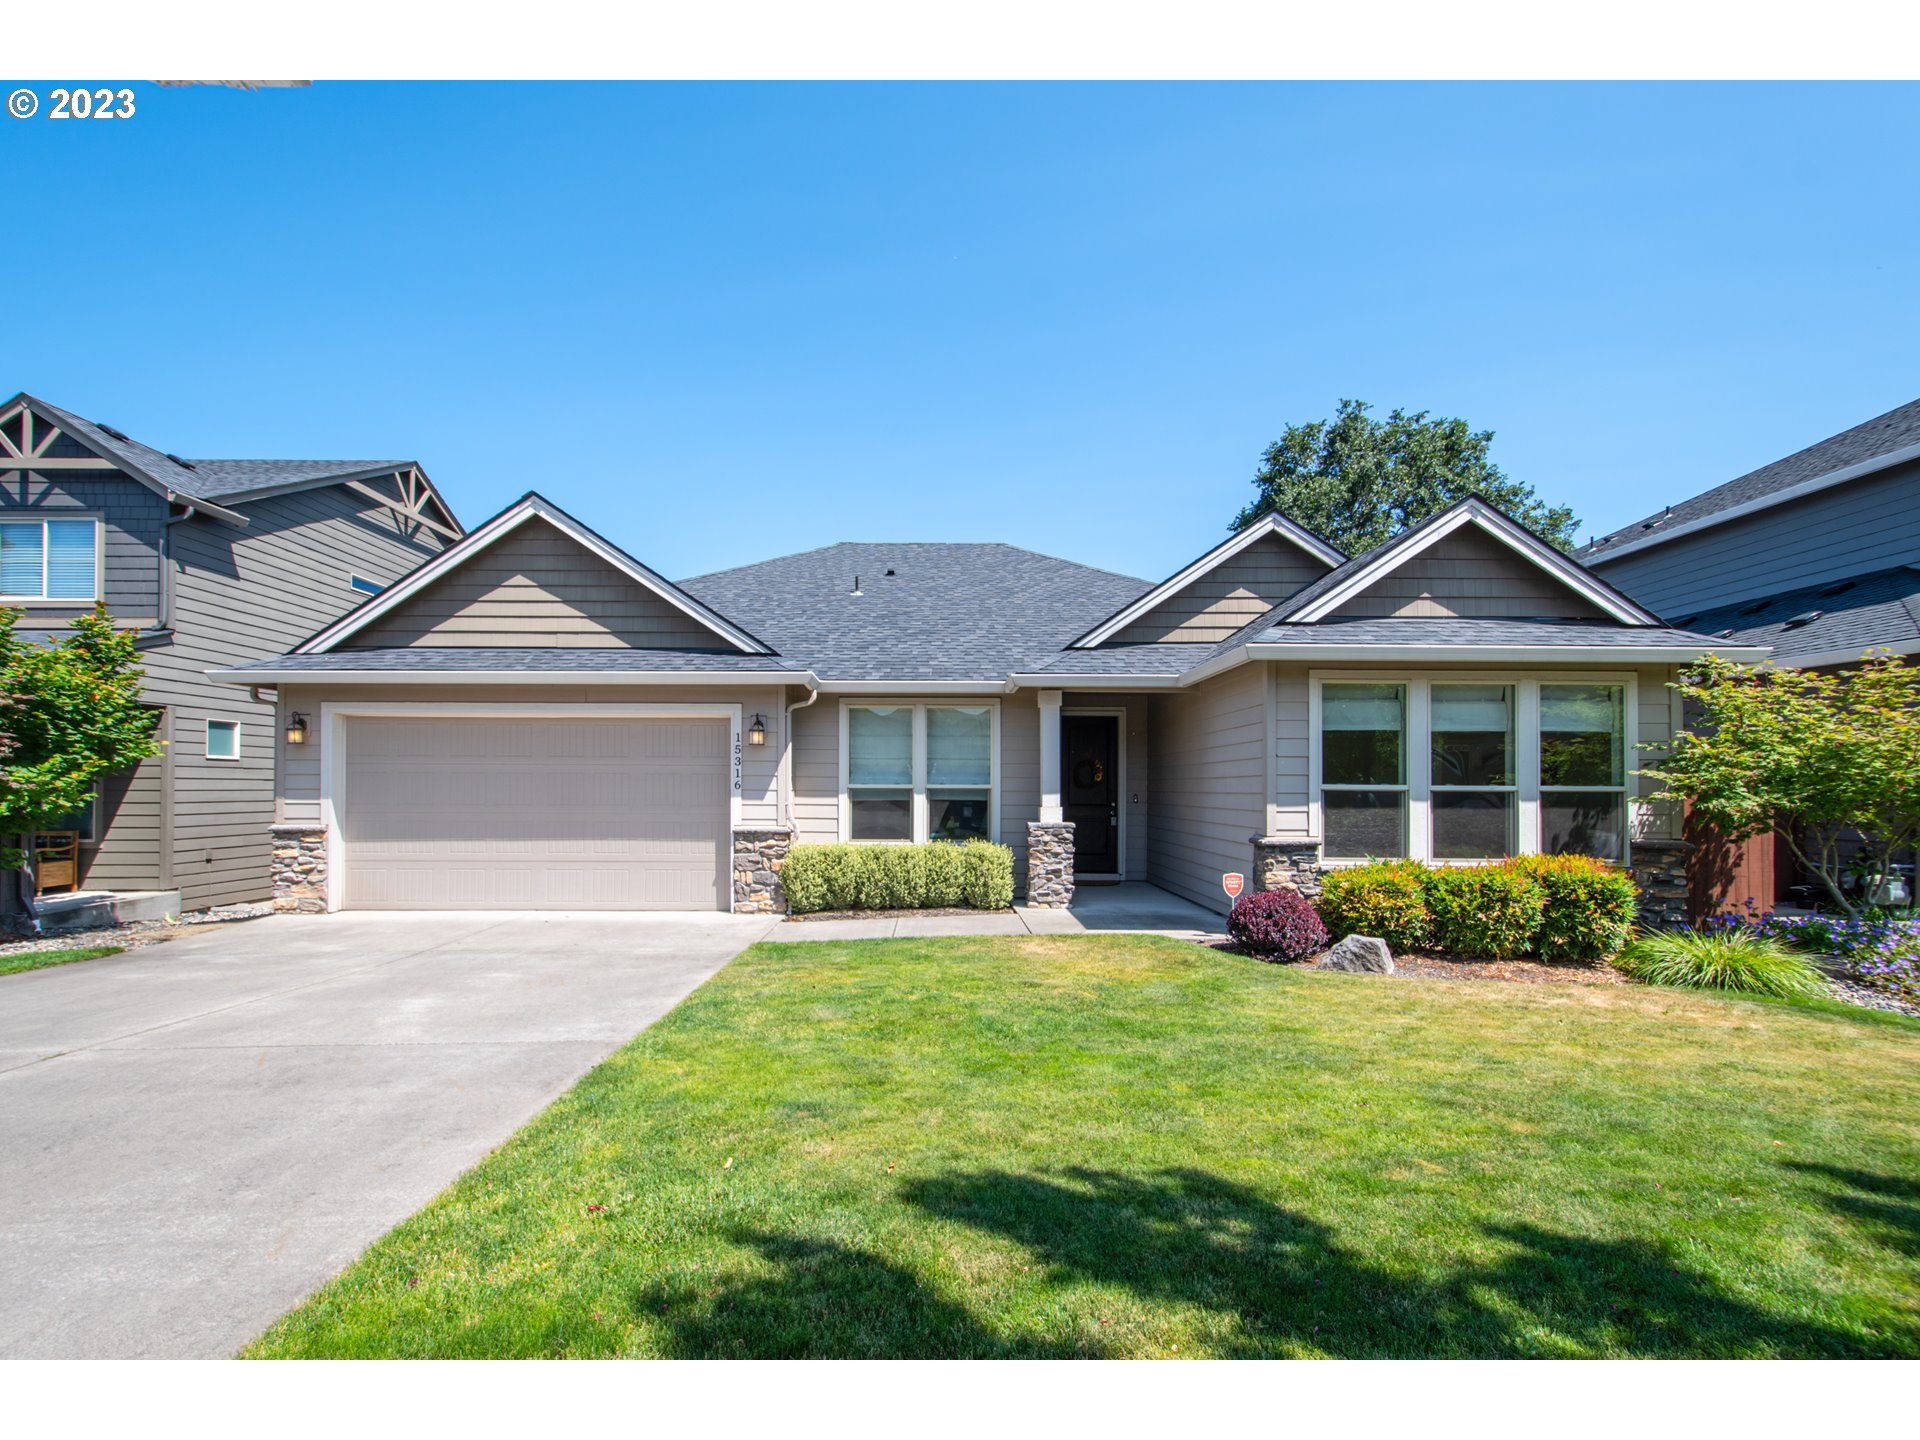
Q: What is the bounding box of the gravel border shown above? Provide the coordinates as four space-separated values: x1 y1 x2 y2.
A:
0 902 276 958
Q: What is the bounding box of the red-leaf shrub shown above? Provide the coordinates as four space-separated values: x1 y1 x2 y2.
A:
1228 888 1329 961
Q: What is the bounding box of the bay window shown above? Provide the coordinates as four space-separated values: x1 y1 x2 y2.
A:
0 518 99 601
1317 675 1631 864
844 702 997 843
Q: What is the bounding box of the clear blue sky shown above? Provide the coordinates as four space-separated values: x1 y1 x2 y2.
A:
6 81 1917 581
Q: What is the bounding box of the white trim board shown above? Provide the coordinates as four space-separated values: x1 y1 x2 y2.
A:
1070 511 1346 649
316 700 744 913
295 493 774 656
1288 500 1663 627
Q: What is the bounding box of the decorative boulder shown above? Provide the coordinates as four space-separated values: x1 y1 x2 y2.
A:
1316 934 1394 974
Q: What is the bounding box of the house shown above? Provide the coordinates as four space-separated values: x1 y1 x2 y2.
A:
213 490 1762 921
1580 397 1920 913
0 392 463 919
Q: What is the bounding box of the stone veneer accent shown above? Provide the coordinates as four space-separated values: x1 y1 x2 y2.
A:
1251 836 1326 899
1026 821 1076 908
270 822 329 913
1627 837 1692 930
732 826 793 914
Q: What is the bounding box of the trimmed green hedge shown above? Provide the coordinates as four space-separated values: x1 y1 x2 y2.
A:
1314 854 1638 960
782 841 1015 914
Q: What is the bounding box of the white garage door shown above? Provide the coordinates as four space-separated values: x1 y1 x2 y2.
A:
341 716 730 910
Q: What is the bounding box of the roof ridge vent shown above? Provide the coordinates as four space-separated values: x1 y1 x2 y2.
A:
96 422 131 442
165 452 198 471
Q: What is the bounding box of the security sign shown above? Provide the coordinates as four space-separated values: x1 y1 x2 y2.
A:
1222 872 1245 900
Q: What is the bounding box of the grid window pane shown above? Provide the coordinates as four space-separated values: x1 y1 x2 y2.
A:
1 522 44 596
1544 791 1625 862
1541 684 1624 787
849 789 913 841
1432 790 1515 860
848 706 912 786
1324 789 1407 859
928 788 991 841
1322 683 1404 785
1431 684 1512 786
926 706 991 786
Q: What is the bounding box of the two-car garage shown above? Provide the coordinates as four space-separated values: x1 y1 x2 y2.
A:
338 715 734 910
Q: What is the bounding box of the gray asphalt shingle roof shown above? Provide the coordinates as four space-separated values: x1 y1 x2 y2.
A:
1673 565 1920 665
1021 643 1217 676
1580 396 1920 559
1224 618 1747 649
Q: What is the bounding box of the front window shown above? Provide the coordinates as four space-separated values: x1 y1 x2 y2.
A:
0 518 99 600
1430 683 1515 860
845 703 996 843
1540 683 1626 862
1320 683 1407 859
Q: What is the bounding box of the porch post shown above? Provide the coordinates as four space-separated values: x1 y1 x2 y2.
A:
1037 689 1063 823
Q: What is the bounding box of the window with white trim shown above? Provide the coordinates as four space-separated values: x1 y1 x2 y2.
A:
205 719 241 761
0 518 99 601
844 703 996 843
1317 675 1630 863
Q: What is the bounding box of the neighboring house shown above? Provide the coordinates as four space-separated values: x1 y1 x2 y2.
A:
1 392 463 915
1580 397 1920 914
215 489 1758 921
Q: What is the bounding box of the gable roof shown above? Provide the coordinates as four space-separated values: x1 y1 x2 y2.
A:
1068 510 1345 648
1267 497 1661 627
1580 396 1920 564
298 492 775 656
1 392 462 532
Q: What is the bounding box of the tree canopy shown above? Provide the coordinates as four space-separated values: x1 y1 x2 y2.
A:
1648 653 1920 919
1231 399 1579 554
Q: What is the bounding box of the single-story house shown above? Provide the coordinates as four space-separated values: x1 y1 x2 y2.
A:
213 491 1765 919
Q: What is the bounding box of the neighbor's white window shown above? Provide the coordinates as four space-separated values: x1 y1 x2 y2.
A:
1318 676 1630 863
0 518 99 601
844 703 996 843
205 719 241 761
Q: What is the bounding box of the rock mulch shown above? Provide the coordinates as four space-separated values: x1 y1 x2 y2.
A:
0 901 275 958
1827 976 1920 1019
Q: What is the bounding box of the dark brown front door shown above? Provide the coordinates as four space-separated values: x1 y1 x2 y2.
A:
1062 713 1119 875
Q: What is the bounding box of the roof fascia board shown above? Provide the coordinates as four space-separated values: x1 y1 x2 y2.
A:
1585 440 1920 566
1004 674 1187 689
210 666 818 687
1069 512 1345 648
1178 639 1768 686
818 679 1013 695
1291 502 1660 626
296 496 771 655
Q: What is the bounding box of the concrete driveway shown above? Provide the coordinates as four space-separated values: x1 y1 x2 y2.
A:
0 910 774 1358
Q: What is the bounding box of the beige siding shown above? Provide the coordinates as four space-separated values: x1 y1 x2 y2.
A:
1329 527 1610 619
349 518 726 649
1113 532 1330 643
1147 664 1268 913
152 487 447 907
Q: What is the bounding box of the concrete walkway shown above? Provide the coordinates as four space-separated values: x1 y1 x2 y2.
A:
764 881 1226 943
0 909 774 1359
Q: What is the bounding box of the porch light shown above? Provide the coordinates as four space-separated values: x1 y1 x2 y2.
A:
285 712 309 746
746 713 767 747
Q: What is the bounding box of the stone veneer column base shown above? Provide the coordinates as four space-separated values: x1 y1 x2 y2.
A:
732 826 794 914
1251 836 1326 899
270 822 329 913
1026 821 1076 908
1628 838 1692 930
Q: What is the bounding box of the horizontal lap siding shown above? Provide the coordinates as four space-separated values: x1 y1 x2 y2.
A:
1331 527 1609 619
1148 664 1267 913
80 745 166 890
155 489 447 907
1113 533 1329 643
1589 460 1920 617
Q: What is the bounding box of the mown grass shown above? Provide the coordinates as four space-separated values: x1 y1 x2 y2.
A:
0 944 122 978
248 935 1920 1359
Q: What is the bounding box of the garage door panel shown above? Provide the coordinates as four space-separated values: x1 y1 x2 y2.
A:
341 717 729 911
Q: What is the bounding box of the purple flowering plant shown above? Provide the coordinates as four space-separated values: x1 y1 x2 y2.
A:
1706 898 1920 1001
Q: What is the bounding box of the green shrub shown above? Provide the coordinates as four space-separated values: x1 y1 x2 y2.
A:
1425 865 1545 959
1315 862 1433 951
1501 854 1638 960
1613 930 1828 999
780 841 1014 913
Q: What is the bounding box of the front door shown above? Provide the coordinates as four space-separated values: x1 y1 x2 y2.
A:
1062 713 1120 876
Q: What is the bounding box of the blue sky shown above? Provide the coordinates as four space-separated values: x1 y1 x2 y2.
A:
5 81 1917 582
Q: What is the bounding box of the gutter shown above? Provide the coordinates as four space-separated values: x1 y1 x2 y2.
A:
778 680 822 828
1177 641 1772 684
208 667 822 687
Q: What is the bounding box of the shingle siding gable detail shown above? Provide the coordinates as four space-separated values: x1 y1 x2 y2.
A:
1110 531 1332 643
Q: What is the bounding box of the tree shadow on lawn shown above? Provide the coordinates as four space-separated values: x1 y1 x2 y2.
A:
633 1167 1892 1358
1784 1162 1920 1259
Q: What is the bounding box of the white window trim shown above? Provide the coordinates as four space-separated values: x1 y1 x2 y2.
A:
838 700 1000 845
0 515 103 604
347 573 383 596
1308 670 1637 866
205 718 242 761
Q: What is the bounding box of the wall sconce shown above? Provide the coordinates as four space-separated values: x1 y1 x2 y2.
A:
285 712 310 745
746 713 767 747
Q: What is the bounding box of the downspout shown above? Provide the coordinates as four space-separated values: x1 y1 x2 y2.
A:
779 682 821 829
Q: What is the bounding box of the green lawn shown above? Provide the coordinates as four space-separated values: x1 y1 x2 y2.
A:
0 943 123 977
248 935 1920 1359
